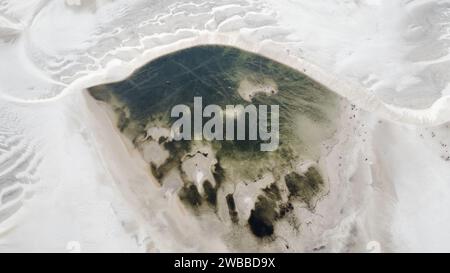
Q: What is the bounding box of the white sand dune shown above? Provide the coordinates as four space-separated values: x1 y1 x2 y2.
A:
0 0 450 252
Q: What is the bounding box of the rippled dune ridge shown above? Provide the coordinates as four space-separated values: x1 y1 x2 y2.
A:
1 0 450 252
88 45 341 248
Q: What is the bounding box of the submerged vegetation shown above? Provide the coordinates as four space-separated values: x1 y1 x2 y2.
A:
248 195 278 237
88 45 339 238
285 167 324 209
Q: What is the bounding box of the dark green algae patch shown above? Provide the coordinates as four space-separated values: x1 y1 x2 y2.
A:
285 167 324 209
88 45 340 238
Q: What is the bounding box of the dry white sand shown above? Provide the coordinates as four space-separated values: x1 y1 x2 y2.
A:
237 78 278 102
1 0 450 252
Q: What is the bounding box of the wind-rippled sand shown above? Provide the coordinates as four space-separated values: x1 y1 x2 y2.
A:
1 0 450 252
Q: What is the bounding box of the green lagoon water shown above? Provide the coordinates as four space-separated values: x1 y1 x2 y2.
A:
88 45 341 238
